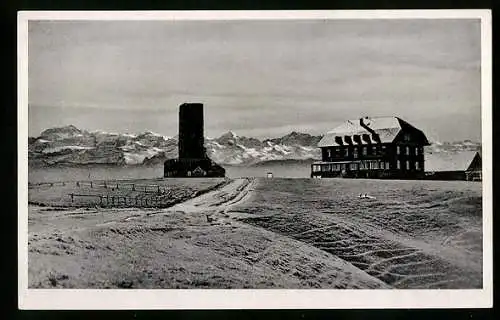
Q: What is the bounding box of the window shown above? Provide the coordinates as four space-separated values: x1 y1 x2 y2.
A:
404 133 410 141
415 147 419 155
397 160 401 169
397 146 400 155
353 147 358 158
372 146 377 155
342 164 347 171
380 162 385 170
327 149 331 158
415 161 420 170
350 163 357 170
362 147 367 156
386 162 390 169
406 146 410 155
344 148 349 157
373 161 379 169
406 161 410 170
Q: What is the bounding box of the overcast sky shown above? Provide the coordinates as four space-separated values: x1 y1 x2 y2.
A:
28 19 481 142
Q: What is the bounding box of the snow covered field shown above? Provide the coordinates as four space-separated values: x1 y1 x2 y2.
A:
234 178 483 289
27 171 482 289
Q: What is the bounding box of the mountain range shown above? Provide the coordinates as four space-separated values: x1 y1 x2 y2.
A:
28 125 481 167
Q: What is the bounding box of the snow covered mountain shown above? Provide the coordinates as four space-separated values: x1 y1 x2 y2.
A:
28 125 480 167
28 125 322 167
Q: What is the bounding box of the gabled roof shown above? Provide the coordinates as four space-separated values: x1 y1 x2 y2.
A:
318 116 406 147
425 151 481 172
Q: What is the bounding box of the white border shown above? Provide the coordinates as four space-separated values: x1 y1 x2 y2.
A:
18 10 493 310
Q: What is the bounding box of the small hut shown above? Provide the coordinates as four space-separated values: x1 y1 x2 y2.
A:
424 151 482 181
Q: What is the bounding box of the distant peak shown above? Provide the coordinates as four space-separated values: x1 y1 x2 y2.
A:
40 124 82 137
220 130 238 138
52 124 80 131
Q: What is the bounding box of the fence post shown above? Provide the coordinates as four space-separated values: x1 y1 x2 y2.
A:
70 193 74 202
90 181 93 188
76 181 80 187
112 196 115 205
157 185 160 193
104 181 107 188
132 184 135 191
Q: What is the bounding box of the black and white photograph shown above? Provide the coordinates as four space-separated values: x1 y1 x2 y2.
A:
18 10 492 309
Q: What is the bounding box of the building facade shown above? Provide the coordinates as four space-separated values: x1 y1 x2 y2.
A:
311 117 430 179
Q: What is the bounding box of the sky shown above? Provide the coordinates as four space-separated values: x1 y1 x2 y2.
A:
28 19 482 142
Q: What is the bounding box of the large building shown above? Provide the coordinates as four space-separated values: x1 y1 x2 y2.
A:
164 103 226 178
311 116 430 179
424 151 482 181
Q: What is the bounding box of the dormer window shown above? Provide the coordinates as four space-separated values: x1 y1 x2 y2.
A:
406 146 410 155
397 146 400 155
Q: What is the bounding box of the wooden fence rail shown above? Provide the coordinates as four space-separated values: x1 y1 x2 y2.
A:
75 180 170 194
29 180 178 195
28 181 68 188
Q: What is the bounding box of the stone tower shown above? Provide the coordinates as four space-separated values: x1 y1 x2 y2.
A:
178 103 206 159
164 103 225 178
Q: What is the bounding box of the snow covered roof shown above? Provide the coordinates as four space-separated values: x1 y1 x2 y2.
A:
318 117 405 147
425 151 480 172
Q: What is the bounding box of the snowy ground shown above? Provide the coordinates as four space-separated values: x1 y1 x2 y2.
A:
234 178 483 289
28 178 388 289
27 177 482 289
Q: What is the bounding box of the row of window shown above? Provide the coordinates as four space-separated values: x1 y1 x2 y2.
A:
396 145 423 156
326 145 386 158
312 160 422 172
397 160 421 170
325 145 423 159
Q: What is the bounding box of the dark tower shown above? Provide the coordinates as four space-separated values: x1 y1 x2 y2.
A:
178 103 206 159
164 103 225 178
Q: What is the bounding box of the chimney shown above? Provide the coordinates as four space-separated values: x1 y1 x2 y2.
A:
359 117 381 143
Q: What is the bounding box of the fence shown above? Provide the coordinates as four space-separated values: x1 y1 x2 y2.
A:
28 181 69 188
75 180 169 194
68 192 186 208
30 179 171 193
31 179 200 208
